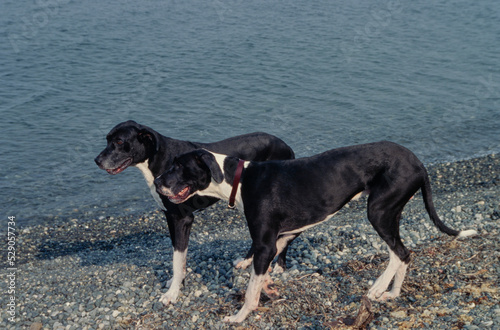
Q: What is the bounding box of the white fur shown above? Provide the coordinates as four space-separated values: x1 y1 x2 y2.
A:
233 234 297 273
224 268 266 323
196 152 247 212
279 212 338 236
275 234 296 258
367 247 407 301
159 249 187 305
233 257 253 269
351 190 368 201
135 160 166 210
458 229 478 238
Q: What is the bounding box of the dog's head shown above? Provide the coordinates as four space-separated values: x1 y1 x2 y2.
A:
95 120 160 174
154 149 224 204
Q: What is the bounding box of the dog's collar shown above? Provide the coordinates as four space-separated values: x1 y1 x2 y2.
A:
228 159 245 208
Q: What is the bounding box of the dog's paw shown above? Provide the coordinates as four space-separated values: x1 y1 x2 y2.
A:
223 313 246 323
366 288 382 301
377 290 401 301
272 264 285 274
159 288 179 306
223 305 254 323
367 290 398 302
262 276 280 299
233 257 252 269
376 292 396 301
263 283 280 299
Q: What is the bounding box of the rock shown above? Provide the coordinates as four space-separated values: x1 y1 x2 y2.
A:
30 323 43 330
53 322 64 330
390 310 407 318
480 321 493 327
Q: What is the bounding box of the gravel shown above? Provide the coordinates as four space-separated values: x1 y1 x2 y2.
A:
2 154 499 329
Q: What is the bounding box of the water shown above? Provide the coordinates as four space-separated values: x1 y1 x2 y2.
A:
2 0 499 226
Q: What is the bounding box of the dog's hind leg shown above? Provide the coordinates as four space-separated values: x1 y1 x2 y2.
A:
366 191 411 301
367 247 408 301
273 233 300 273
261 233 300 299
377 254 408 301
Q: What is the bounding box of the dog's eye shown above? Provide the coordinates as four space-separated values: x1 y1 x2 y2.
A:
115 140 124 145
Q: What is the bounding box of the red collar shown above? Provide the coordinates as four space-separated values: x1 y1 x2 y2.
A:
228 159 245 208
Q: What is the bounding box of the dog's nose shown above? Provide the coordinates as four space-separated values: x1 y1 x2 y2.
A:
94 156 101 166
154 177 167 196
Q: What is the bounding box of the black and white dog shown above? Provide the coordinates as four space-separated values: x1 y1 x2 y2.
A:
95 120 295 306
154 142 477 323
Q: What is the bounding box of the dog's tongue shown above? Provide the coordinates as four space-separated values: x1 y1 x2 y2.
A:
106 159 132 175
106 167 123 175
176 187 189 197
169 186 189 201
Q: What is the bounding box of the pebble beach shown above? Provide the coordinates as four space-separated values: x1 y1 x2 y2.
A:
3 154 499 329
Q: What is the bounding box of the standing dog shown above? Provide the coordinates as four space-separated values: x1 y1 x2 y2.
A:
154 142 477 323
95 120 295 306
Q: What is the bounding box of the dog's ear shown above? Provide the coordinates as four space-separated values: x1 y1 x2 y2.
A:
199 151 224 184
138 128 159 152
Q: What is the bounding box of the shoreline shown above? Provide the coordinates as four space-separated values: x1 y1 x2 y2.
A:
2 153 499 329
15 151 500 229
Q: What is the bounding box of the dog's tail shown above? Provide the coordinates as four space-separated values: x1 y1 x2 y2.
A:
421 170 477 238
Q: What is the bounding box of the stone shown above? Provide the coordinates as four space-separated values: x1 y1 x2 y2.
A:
30 323 43 330
390 310 407 318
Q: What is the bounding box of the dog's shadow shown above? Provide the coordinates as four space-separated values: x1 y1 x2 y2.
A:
36 231 168 266
35 230 249 288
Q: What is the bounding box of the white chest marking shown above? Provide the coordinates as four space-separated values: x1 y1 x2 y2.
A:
197 152 248 213
135 160 166 210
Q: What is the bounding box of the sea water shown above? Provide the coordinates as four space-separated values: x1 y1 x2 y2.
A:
2 0 499 225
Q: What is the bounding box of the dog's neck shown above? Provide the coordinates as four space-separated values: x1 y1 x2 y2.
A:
199 152 247 212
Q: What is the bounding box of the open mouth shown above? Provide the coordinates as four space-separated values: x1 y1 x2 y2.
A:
167 186 191 203
106 158 133 175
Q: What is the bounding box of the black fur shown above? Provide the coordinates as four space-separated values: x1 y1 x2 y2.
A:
95 120 295 268
155 142 464 276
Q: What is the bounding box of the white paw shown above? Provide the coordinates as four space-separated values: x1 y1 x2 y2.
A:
159 288 179 306
233 257 252 269
223 314 245 323
367 288 383 301
367 290 397 302
223 306 253 323
377 291 396 301
272 264 285 274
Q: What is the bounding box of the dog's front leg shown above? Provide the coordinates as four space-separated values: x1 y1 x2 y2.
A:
225 241 276 323
224 267 266 323
160 249 187 305
159 211 194 306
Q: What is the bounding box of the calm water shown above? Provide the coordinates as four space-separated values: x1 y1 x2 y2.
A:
2 0 499 226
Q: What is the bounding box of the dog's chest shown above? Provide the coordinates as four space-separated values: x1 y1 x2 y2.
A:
135 161 167 211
